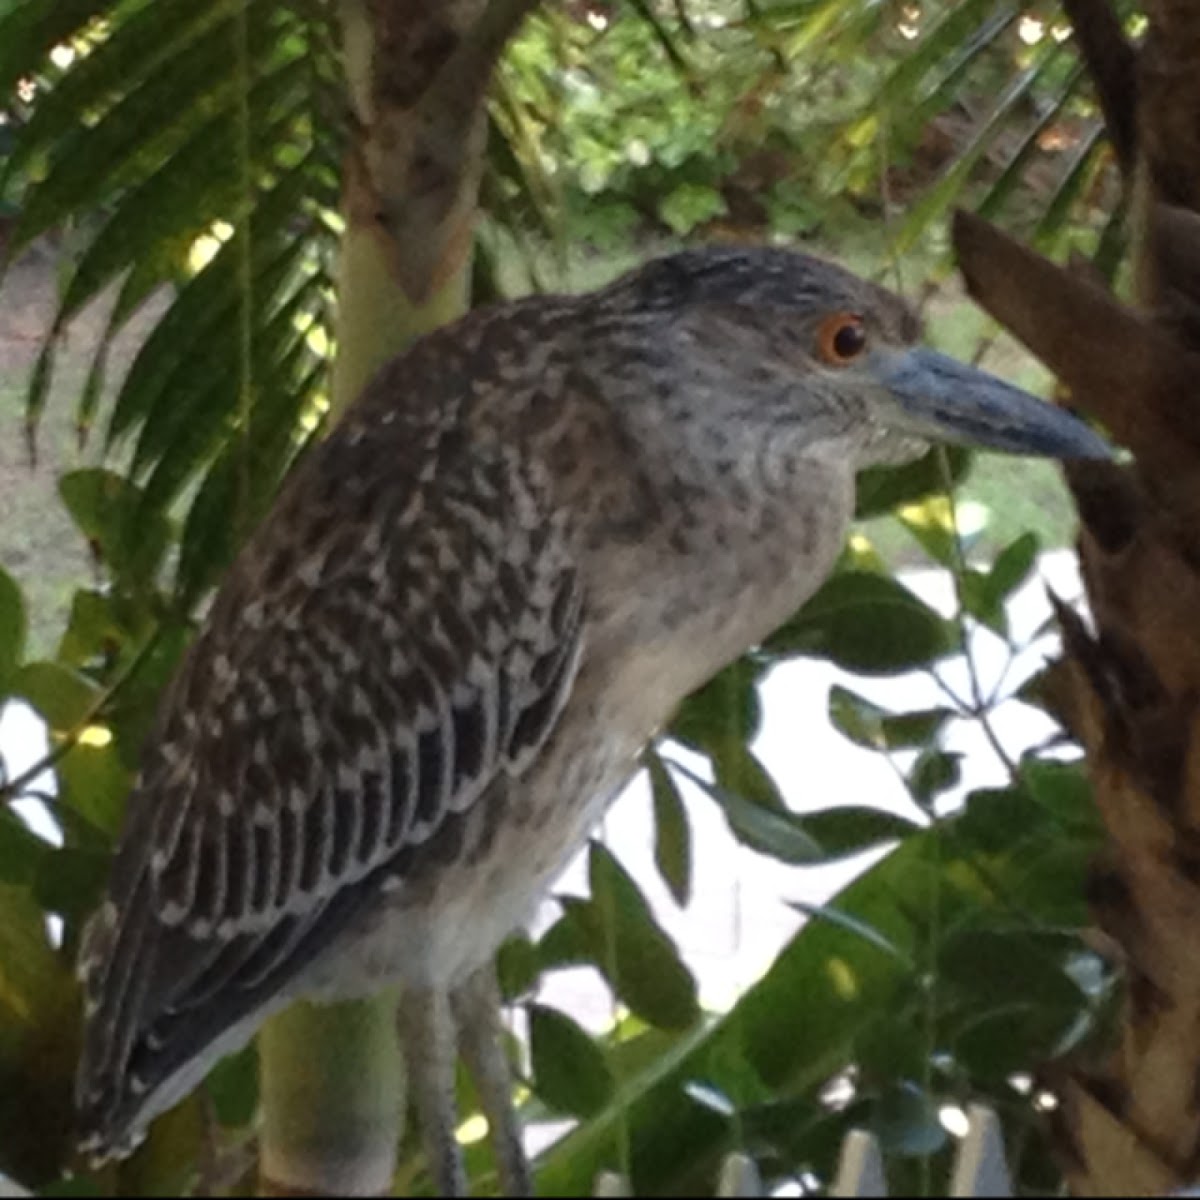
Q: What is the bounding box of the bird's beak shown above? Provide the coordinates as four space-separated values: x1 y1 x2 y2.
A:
874 346 1111 459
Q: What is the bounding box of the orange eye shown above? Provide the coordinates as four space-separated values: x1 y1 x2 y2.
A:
816 313 868 366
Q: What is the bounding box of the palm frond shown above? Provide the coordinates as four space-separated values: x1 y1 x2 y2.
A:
8 0 342 603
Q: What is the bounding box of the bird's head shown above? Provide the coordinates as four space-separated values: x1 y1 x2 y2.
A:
602 245 1110 468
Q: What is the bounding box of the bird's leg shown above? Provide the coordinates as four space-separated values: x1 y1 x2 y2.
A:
398 984 467 1197
451 963 531 1198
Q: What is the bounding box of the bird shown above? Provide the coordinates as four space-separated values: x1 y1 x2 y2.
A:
74 243 1109 1195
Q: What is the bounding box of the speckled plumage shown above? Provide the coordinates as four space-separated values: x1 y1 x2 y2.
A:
75 244 1104 1194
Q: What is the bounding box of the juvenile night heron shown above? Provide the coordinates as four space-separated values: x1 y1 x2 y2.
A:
76 245 1107 1194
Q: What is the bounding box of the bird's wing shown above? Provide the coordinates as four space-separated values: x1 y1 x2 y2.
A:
75 407 583 1151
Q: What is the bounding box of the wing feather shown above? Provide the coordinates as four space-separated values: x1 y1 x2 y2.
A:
76 417 583 1154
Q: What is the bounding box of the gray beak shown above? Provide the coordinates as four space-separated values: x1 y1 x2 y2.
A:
876 347 1111 459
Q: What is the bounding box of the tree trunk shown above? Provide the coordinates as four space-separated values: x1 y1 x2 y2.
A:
256 1 536 1193
953 2 1200 1192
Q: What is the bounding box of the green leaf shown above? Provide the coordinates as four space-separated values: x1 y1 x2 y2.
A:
1022 758 1093 828
647 752 691 908
893 4 1018 147
988 531 1040 601
672 658 764 750
0 809 51 887
0 882 71 1047
57 589 124 668
7 6 291 256
174 348 320 603
937 928 1084 1012
624 0 694 74
879 708 954 748
977 64 1088 225
955 787 1099 926
960 531 1042 638
955 786 1041 855
908 749 961 807
896 494 959 567
789 900 913 967
694 1036 773 1111
35 1176 105 1197
105 181 310 445
26 796 109 853
57 738 132 839
767 572 956 674
892 41 1069 255
950 1001 1079 1081
657 182 726 236
0 0 112 103
828 686 952 752
958 567 1005 636
58 468 171 589
670 758 821 864
206 1043 259 1129
718 745 787 813
0 0 241 194
855 446 972 519
105 621 192 766
1092 192 1131 284
827 686 889 749
32 845 111 928
855 1007 930 1080
537 899 598 973
799 808 923 859
496 933 539 1002
860 0 1010 122
536 829 937 1195
13 661 99 733
1033 123 1108 255
587 842 699 1031
530 1004 615 1117
487 87 564 251
0 565 27 693
134 277 315 520
22 332 67 451
47 60 309 333
681 753 919 868
123 234 310 467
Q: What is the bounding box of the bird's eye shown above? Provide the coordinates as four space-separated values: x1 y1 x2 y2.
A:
816 313 868 366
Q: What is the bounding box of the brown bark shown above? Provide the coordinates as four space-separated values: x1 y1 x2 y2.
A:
951 1 1200 1191
1059 0 1138 173
329 0 539 414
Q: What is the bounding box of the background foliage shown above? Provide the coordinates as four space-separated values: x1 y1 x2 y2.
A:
0 0 1133 1193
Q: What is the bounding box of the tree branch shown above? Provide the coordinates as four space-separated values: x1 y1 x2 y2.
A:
1146 202 1200 342
1060 0 1139 175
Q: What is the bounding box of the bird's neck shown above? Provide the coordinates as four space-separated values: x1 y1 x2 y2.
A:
573 444 855 740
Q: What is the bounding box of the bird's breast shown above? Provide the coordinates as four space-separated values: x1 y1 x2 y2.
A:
579 457 856 735
302 459 855 995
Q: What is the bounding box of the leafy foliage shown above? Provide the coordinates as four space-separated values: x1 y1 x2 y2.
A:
493 0 1126 280
0 0 1134 1195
